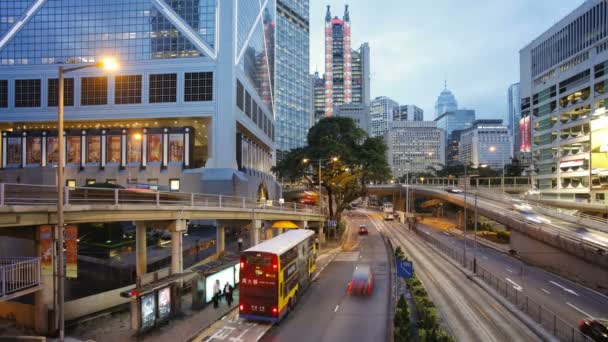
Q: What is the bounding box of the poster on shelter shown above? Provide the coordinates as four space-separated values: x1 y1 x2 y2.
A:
40 225 53 276
65 225 78 278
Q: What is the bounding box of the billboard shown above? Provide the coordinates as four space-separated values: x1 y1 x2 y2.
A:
140 292 156 331
65 225 78 278
519 116 531 152
205 266 236 303
40 225 53 276
591 116 608 172
157 287 171 322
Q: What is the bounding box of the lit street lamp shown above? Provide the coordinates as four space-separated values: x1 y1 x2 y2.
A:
56 57 119 342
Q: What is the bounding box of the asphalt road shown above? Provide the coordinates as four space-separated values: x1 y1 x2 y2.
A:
261 212 390 342
415 221 608 331
369 212 542 342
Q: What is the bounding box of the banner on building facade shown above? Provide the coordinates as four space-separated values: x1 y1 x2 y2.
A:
65 225 78 278
519 116 531 152
591 116 608 179
40 225 53 276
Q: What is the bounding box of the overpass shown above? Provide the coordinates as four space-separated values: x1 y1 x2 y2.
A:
368 183 608 290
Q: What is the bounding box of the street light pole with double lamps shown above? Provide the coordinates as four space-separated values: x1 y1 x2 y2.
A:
302 156 338 245
56 57 119 342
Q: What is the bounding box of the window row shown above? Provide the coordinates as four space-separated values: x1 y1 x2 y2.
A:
1 127 193 169
236 80 274 142
0 72 212 108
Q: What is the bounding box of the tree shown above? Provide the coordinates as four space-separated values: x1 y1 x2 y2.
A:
273 117 391 221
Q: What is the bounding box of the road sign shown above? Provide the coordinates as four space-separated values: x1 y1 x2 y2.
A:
396 259 413 279
328 220 337 227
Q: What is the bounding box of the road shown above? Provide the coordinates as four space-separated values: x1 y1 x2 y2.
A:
368 211 542 342
262 212 390 342
415 220 608 332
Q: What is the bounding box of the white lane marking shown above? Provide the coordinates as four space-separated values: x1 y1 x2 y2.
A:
566 302 592 317
550 281 579 296
425 231 430 235
541 288 550 294
334 305 339 312
443 232 451 236
506 278 523 291
506 268 514 273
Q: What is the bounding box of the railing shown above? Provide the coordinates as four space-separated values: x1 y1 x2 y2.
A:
0 257 41 299
416 230 592 342
0 183 323 215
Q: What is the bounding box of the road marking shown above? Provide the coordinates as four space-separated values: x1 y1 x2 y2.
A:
550 281 579 296
426 271 438 286
490 302 508 319
506 278 523 291
425 231 430 235
541 288 550 294
506 268 514 273
334 305 339 312
443 232 451 236
566 302 592 317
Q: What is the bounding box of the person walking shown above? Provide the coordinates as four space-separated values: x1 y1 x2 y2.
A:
224 282 233 307
212 279 221 308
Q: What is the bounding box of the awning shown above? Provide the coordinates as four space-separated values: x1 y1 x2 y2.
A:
270 221 299 229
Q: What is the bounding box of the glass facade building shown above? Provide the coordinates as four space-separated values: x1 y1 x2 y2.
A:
369 96 398 138
275 0 311 159
508 82 522 153
434 109 476 164
0 0 279 199
434 82 458 119
393 105 424 122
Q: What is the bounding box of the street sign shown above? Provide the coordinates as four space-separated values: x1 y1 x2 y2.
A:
328 220 337 227
396 259 413 279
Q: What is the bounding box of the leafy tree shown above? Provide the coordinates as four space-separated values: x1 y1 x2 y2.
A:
273 117 390 220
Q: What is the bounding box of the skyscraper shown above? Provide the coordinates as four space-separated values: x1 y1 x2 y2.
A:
275 0 311 159
434 109 476 164
434 82 458 119
459 120 512 169
312 72 326 122
394 105 424 122
322 5 369 117
507 83 522 153
370 96 399 137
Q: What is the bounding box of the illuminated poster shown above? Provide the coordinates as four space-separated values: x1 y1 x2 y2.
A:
519 117 531 152
47 137 58 164
67 136 81 164
591 116 608 171
27 137 41 165
87 136 100 163
157 287 171 321
107 135 121 163
205 265 237 303
140 292 156 330
40 225 53 276
128 133 142 162
7 137 21 165
65 225 78 278
168 134 183 162
147 134 162 163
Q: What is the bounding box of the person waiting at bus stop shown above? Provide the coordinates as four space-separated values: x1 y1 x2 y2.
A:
224 282 233 307
212 279 221 308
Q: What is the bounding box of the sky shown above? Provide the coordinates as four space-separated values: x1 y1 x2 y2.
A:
309 0 586 121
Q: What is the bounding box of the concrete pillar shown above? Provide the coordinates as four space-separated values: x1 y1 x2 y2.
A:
216 226 225 255
250 220 261 246
168 219 186 282
135 221 147 282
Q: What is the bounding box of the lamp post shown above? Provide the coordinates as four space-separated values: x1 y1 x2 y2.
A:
56 57 118 341
489 145 505 192
302 156 338 245
463 163 487 270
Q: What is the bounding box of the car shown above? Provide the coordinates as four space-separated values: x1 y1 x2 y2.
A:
445 187 463 193
347 265 374 296
579 318 608 341
358 225 368 235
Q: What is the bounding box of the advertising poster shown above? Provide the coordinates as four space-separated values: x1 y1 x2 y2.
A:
205 265 236 303
27 137 41 165
65 225 78 278
519 117 531 152
140 292 156 330
40 225 53 276
157 287 171 321
147 134 162 162
591 116 608 177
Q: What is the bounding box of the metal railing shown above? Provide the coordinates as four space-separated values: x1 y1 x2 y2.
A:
0 183 323 215
415 230 592 342
0 257 41 299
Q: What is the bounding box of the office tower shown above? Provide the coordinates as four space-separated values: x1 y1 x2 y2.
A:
508 82 522 154
334 103 370 133
434 81 458 119
459 120 513 169
520 0 608 202
434 109 476 164
312 72 326 122
393 105 424 122
370 96 399 137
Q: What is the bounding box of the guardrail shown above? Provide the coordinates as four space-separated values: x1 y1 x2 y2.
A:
416 230 592 342
0 257 41 299
0 183 323 215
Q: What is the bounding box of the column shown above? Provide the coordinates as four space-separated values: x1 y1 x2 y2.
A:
135 221 147 282
168 220 186 285
216 225 225 255
250 219 261 246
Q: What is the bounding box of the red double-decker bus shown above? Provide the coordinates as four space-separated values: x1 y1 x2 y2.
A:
239 229 316 323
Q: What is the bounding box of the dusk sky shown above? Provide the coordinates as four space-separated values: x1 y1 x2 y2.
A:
309 0 586 121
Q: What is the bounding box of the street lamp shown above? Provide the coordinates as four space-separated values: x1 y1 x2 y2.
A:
302 156 339 244
462 163 486 269
56 56 119 342
473 164 488 274
489 145 505 192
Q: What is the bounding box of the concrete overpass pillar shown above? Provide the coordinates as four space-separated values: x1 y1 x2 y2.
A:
168 220 187 284
135 221 147 280
216 225 225 255
250 220 261 246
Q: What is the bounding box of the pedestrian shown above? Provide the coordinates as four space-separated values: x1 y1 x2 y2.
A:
224 282 233 306
213 279 221 308
237 236 243 251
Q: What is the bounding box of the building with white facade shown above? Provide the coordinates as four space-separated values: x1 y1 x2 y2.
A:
434 82 458 119
334 103 370 133
520 0 608 202
385 121 444 179
369 96 398 137
393 105 424 122
459 120 512 170
0 0 279 199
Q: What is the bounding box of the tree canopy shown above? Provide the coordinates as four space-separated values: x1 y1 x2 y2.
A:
273 117 391 220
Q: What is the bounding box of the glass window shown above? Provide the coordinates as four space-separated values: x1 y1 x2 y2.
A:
66 136 81 164
168 134 184 162
170 179 180 192
106 179 117 185
26 137 41 165
15 79 41 107
147 133 162 163
245 91 252 117
236 80 244 110
87 135 100 163
86 179 96 185
107 135 121 163
66 179 76 189
6 137 21 165
47 137 58 164
184 72 212 102
149 74 176 103
48 78 74 107
128 133 142 163
115 75 142 104
0 80 7 108
81 77 108 105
